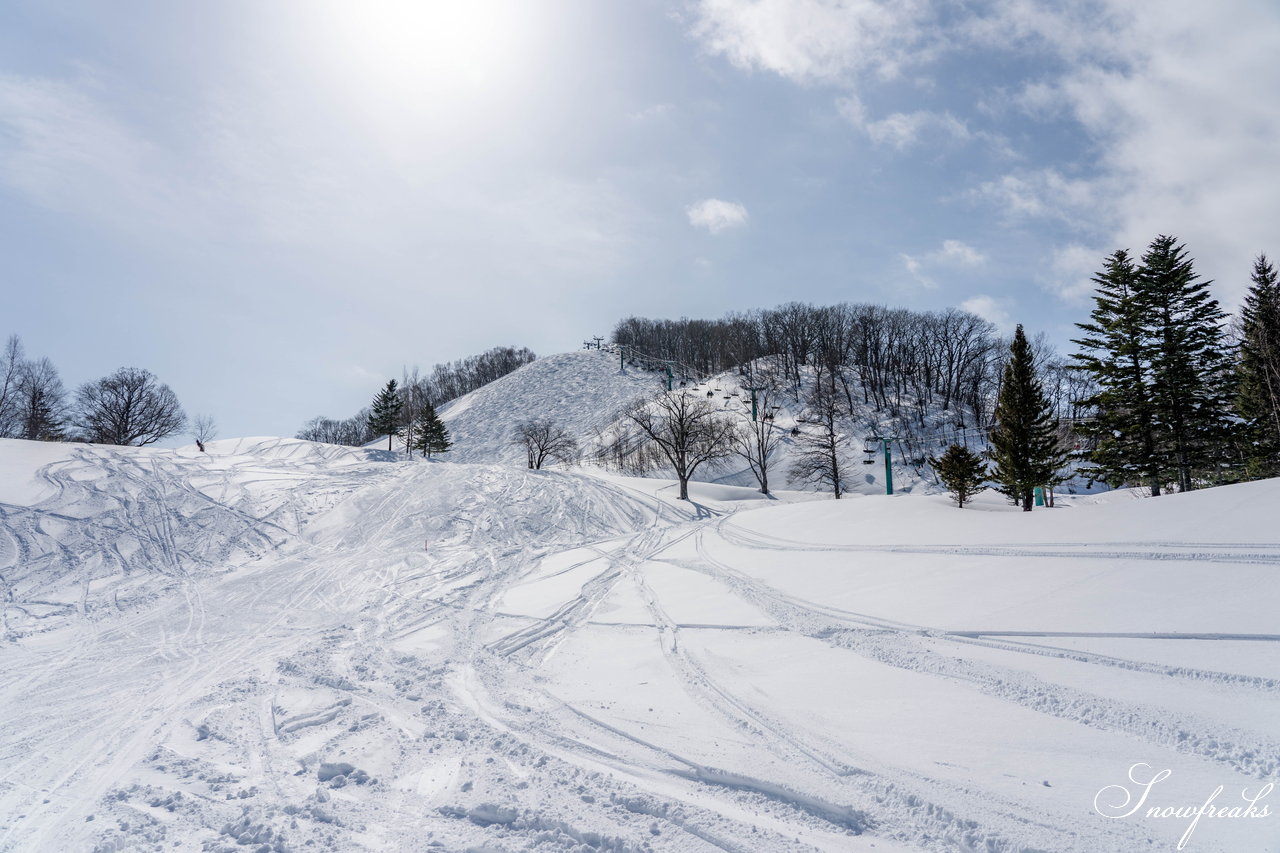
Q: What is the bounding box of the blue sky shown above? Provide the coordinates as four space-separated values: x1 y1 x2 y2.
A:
3 0 1278 439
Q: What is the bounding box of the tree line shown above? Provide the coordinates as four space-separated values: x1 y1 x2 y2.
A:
0 334 199 447
946 236 1277 507
614 302 1092 434
297 345 535 447
608 237 1279 505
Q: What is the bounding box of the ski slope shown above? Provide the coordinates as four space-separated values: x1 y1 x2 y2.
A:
433 350 951 495
438 350 663 465
0 432 1277 852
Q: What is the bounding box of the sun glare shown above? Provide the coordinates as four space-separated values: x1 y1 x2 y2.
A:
316 0 532 96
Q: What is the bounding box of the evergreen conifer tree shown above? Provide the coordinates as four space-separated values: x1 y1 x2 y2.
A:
1140 236 1236 491
367 379 402 451
412 402 452 458
1071 250 1165 493
1073 236 1237 493
930 443 987 508
989 325 1067 511
1237 254 1280 477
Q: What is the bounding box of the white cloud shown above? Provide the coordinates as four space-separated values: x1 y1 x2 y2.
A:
972 4 1280 308
863 109 969 149
691 0 932 86
972 170 1097 226
937 239 984 266
960 295 1012 332
900 239 984 288
686 198 749 234
1045 244 1102 305
899 252 932 288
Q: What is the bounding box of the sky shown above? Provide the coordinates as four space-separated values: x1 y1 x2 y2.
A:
2 0 1279 440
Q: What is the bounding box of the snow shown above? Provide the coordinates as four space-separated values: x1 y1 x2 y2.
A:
437 350 664 465
1 359 1278 852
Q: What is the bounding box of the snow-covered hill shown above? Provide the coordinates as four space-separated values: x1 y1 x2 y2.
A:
434 351 1102 500
438 349 663 465
433 351 953 495
1 380 1276 850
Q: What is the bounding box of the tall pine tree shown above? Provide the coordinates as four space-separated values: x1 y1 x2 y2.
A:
1071 249 1165 494
367 379 403 451
988 325 1067 511
1237 254 1280 477
1140 236 1236 491
1074 237 1237 493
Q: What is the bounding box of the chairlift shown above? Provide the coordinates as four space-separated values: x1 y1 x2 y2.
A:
862 437 878 465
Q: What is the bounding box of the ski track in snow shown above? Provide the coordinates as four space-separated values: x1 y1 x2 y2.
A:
0 429 1278 852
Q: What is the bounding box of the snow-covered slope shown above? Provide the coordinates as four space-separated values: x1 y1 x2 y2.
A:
438 349 663 465
0 437 400 636
1 435 1277 850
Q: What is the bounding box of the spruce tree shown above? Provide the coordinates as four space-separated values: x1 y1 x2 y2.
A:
1071 250 1165 493
1073 237 1237 493
930 443 987 508
1237 253 1280 477
367 379 402 451
1140 236 1236 491
988 325 1067 511
412 402 452 458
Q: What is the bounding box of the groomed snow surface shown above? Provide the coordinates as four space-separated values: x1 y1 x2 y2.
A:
2 397 1279 850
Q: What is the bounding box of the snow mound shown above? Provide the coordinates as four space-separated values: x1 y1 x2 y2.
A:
0 437 401 637
438 350 662 465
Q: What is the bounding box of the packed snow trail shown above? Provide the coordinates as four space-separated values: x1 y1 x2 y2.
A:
1 437 1278 851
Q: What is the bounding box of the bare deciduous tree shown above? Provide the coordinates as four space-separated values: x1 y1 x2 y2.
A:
788 372 852 498
731 385 784 495
74 367 187 446
621 391 735 500
0 334 25 438
191 414 217 452
613 300 1005 429
511 419 580 469
16 357 67 441
296 409 377 446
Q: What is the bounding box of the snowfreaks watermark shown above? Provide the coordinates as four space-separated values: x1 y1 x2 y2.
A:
1094 763 1273 849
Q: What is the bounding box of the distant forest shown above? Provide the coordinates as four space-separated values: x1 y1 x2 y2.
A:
612 302 1094 431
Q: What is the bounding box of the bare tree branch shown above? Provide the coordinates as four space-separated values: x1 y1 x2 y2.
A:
511 419 580 469
74 367 187 446
621 391 735 500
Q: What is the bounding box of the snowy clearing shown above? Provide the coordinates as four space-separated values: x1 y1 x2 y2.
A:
0 432 1277 852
